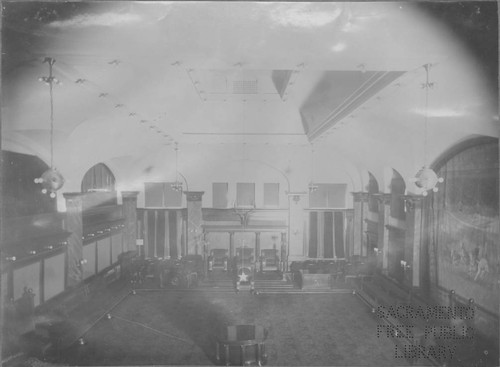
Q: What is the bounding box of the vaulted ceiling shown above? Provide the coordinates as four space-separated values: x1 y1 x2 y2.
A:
2 1 498 200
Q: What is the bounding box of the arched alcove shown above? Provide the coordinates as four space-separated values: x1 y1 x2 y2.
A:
81 163 117 209
81 163 116 193
390 169 406 220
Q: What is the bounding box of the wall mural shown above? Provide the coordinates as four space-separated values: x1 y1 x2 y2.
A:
431 141 499 314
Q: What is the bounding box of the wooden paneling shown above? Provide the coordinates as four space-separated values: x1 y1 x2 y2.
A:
13 262 41 306
82 243 96 279
97 238 111 272
111 233 123 264
2 150 57 218
43 253 65 302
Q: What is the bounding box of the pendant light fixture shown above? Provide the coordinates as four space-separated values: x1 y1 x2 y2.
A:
34 57 64 198
410 63 444 196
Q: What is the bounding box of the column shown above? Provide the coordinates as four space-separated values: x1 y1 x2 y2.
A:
281 232 287 271
345 210 354 258
229 232 235 258
121 191 139 253
351 192 369 256
184 191 204 255
255 232 261 260
288 193 307 262
63 193 84 288
403 195 423 288
375 193 392 273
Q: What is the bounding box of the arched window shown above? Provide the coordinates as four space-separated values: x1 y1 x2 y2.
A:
390 169 405 220
81 163 116 193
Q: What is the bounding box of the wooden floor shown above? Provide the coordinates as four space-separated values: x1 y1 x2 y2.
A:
38 281 415 366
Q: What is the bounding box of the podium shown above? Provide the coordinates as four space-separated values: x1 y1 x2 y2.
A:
216 325 267 366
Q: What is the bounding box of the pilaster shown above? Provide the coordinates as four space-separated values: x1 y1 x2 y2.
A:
375 193 392 271
184 191 204 255
121 191 139 253
287 192 307 260
352 192 369 256
402 195 424 287
229 231 235 258
63 193 84 288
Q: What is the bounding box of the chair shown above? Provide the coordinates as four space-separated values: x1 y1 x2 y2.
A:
216 324 267 366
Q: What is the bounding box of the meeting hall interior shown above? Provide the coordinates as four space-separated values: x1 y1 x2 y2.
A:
1 1 499 366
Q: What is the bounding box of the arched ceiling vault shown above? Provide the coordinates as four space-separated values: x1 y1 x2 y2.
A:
2 1 498 195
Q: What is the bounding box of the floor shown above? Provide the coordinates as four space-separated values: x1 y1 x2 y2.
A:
34 270 415 366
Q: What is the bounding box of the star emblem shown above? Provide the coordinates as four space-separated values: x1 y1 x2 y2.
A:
238 272 249 282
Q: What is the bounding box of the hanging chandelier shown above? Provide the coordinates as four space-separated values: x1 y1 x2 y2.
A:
171 142 183 192
410 64 443 196
34 57 64 198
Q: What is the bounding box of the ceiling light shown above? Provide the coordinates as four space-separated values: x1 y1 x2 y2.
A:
410 64 443 196
35 57 64 198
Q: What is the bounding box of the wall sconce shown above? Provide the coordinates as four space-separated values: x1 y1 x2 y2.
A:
78 259 88 267
286 191 307 204
404 199 414 213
